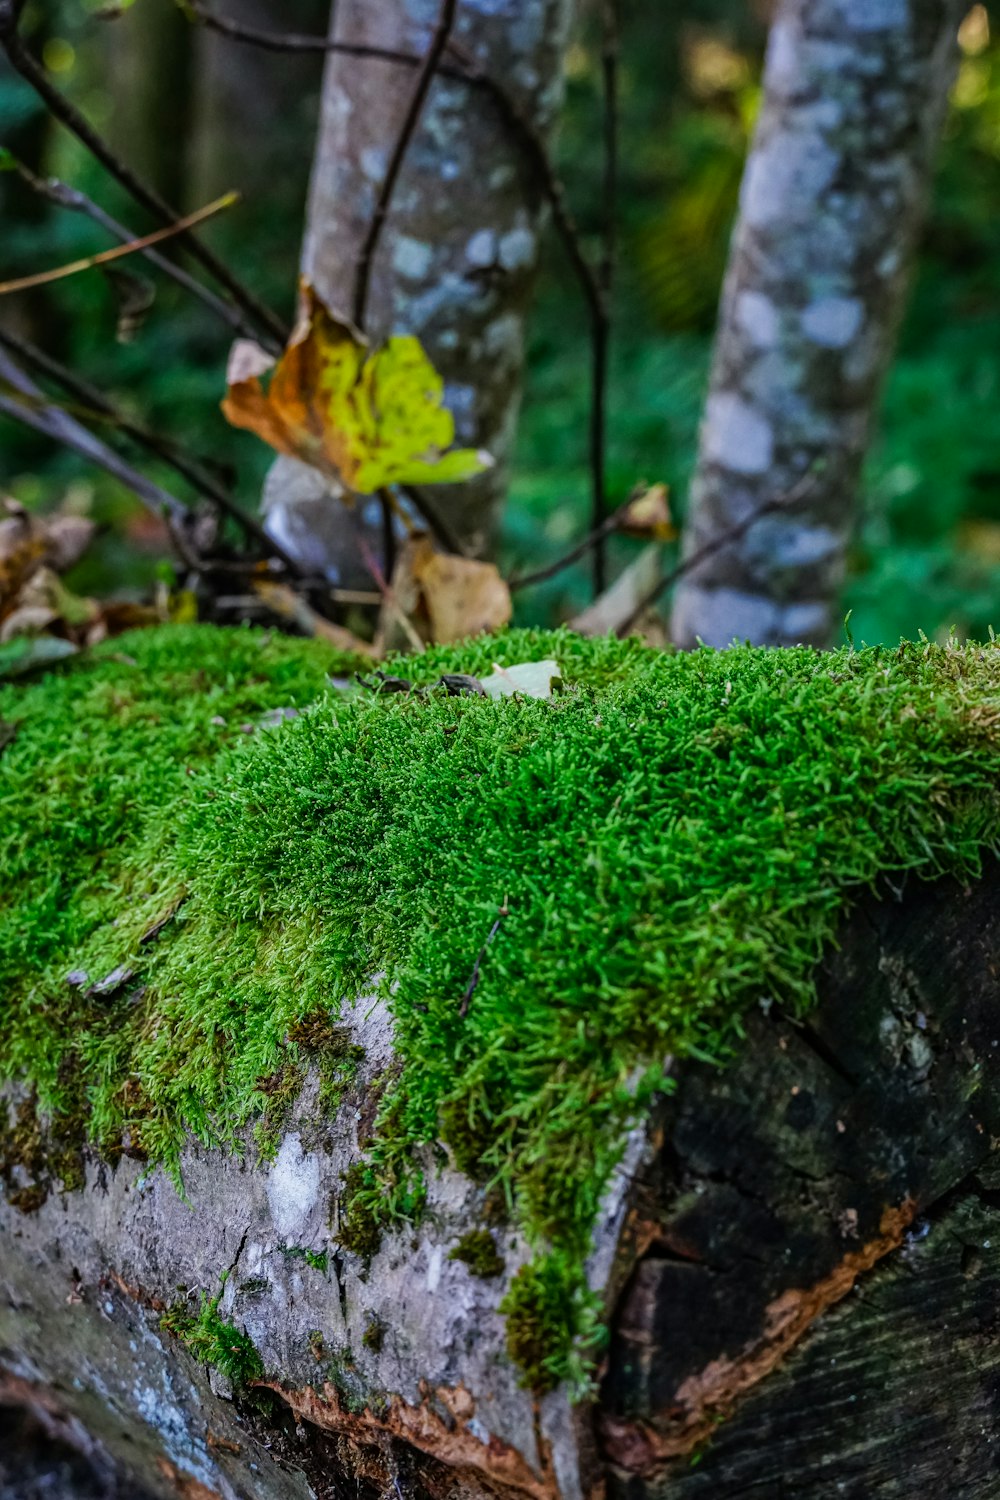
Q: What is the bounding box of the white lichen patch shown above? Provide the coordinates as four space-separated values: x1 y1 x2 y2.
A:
703 392 774 475
499 226 537 272
801 296 864 348
465 229 499 268
266 1133 321 1242
736 291 780 349
392 237 435 282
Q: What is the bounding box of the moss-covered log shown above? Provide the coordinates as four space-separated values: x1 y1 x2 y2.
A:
2 626 1000 1497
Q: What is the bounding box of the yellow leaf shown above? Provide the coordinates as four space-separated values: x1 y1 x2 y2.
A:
221 283 492 497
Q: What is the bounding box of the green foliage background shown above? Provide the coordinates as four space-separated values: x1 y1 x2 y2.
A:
1 0 1000 640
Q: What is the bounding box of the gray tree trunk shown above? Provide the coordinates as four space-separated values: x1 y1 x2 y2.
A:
670 0 965 650
262 0 575 586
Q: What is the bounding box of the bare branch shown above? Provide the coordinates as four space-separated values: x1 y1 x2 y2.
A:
0 345 190 529
0 192 238 297
5 159 260 343
508 495 635 591
352 0 459 329
0 327 305 578
615 475 820 637
0 27 288 346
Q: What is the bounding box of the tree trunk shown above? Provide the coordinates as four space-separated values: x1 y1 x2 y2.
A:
261 0 575 586
188 0 328 213
104 0 197 211
669 0 965 650
5 867 1000 1497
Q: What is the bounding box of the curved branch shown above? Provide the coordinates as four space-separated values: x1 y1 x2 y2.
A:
0 28 288 347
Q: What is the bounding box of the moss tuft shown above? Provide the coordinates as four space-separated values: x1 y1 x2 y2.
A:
337 1162 385 1259
501 1253 604 1397
362 1315 385 1353
161 1278 264 1386
4 624 1000 1388
449 1229 505 1279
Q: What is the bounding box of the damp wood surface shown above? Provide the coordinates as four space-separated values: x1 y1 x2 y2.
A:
601 864 1000 1498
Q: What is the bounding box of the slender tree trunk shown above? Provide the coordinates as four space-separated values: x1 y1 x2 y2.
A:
670 0 965 650
105 0 196 211
188 0 327 211
262 0 575 585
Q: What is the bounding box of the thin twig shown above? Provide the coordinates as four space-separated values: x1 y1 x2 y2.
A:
591 0 619 596
459 901 509 1019
352 0 459 329
0 22 288 345
508 494 636 591
0 327 305 576
181 0 430 64
4 158 260 343
0 345 190 528
615 474 819 636
0 192 238 296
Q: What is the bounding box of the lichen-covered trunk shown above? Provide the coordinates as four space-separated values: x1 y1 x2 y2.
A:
263 0 574 583
670 0 965 649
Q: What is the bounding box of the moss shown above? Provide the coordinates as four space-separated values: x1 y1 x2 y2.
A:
283 1244 328 1274
161 1278 264 1386
362 1316 385 1353
254 1064 305 1159
501 1254 604 1397
1 1091 86 1210
448 1229 504 1279
337 1161 385 1259
3 624 1000 1388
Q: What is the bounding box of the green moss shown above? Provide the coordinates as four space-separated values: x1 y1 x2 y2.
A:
502 1253 604 1396
283 1244 328 1274
161 1278 264 1386
449 1229 504 1279
4 623 1000 1389
337 1161 385 1259
362 1315 385 1353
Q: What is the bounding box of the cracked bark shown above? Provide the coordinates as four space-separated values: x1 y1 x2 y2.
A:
5 872 1000 1496
261 0 575 585
670 0 966 649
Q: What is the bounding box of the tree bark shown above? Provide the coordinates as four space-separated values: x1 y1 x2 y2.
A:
261 0 575 586
5 868 1000 1497
669 0 965 650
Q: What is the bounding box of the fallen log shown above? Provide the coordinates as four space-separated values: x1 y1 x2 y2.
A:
2 625 999 1498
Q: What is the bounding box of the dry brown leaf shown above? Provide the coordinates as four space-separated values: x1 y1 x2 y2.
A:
412 542 512 643
619 483 676 542
376 537 511 653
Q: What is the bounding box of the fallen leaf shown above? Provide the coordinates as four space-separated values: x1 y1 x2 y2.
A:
480 660 562 700
409 538 512 644
619 483 676 542
376 535 511 652
222 282 492 495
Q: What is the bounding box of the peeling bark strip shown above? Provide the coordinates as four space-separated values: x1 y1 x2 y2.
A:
6 870 1000 1496
670 0 967 649
263 0 574 579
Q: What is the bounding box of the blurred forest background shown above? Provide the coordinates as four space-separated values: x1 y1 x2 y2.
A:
2 0 999 646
